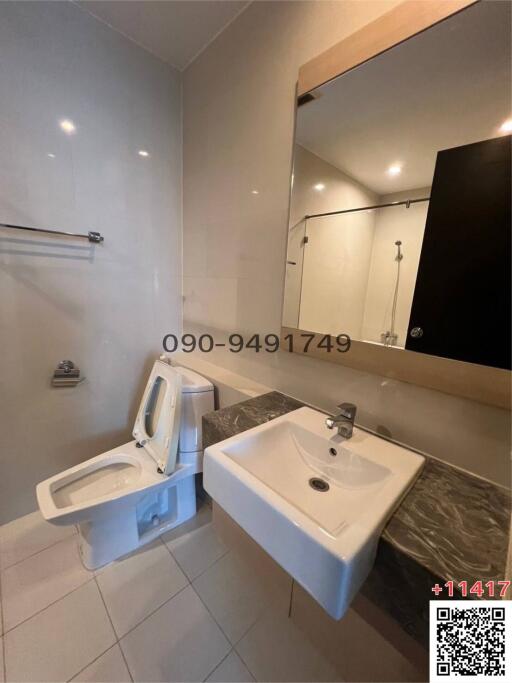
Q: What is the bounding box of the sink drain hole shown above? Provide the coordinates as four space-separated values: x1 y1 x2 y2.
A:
309 477 330 492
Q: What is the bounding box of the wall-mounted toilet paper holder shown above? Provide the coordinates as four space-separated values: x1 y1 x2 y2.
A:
52 360 85 387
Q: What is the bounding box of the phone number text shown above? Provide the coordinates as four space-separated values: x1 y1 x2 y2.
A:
162 333 351 354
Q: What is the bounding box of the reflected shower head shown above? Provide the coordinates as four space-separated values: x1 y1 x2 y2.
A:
395 240 402 246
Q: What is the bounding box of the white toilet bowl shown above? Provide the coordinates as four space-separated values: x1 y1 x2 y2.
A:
37 360 214 569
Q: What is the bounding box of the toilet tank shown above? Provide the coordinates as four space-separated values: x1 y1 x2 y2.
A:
174 366 214 452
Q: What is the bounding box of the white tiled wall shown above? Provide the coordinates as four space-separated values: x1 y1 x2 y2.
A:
182 0 510 487
0 1 182 522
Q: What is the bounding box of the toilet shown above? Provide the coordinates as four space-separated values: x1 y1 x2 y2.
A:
36 359 214 569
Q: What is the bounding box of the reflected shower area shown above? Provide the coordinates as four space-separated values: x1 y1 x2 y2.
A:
283 183 430 348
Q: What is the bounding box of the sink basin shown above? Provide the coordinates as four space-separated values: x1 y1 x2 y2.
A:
204 406 424 619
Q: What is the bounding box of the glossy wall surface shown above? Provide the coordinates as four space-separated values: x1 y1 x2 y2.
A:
0 1 182 522
182 0 511 487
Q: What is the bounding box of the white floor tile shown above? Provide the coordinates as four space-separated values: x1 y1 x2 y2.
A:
0 636 4 683
96 539 188 637
193 551 267 644
236 611 341 682
120 585 230 682
1 535 93 631
206 651 254 683
71 645 131 682
0 511 74 571
4 580 115 682
164 521 228 581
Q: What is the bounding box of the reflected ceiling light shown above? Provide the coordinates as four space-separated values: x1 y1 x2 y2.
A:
313 183 325 191
251 189 259 195
59 118 76 135
499 119 512 133
387 164 402 176
138 149 150 157
47 153 56 159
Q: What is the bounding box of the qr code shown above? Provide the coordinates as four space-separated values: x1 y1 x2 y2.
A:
430 601 511 681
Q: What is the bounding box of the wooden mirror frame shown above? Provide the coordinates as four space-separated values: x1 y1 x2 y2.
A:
282 0 510 409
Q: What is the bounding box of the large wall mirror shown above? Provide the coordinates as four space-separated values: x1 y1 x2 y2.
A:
282 0 511 398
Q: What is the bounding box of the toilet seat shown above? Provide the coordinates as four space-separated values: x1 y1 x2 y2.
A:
132 360 182 475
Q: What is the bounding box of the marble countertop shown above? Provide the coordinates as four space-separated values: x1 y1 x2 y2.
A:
203 391 511 642
382 456 510 586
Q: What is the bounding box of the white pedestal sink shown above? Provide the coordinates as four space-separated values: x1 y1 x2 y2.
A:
204 406 424 619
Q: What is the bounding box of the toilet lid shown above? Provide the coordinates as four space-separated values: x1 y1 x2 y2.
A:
132 360 182 476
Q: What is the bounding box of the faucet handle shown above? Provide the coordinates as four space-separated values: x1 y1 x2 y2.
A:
337 403 357 420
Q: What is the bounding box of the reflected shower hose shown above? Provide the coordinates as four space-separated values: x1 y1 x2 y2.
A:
389 240 403 341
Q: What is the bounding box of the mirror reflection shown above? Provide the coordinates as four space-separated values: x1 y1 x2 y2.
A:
283 1 511 368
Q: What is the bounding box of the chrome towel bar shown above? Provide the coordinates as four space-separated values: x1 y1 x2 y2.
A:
0 221 104 243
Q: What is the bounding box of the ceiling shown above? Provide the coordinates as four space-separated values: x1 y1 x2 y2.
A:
78 1 250 70
296 1 511 196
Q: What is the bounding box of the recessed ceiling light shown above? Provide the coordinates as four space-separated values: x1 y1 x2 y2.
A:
499 119 512 133
47 153 56 159
59 119 76 135
387 164 402 176
138 150 149 157
313 183 325 191
251 189 259 195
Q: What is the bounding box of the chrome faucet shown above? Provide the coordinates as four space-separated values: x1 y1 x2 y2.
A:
325 403 357 439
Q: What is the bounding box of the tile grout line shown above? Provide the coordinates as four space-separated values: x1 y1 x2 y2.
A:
160 525 230 583
93 576 121 641
193 544 231 581
192 557 281 652
232 642 258 682
1 534 185 638
117 582 191 643
0 576 96 637
230 612 262 649
65 643 120 683
93 558 252 683
158 524 239 648
201 646 234 682
189 582 233 644
0 530 77 573
93 576 134 683
159 526 242 662
2 516 233 682
188 582 261 682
